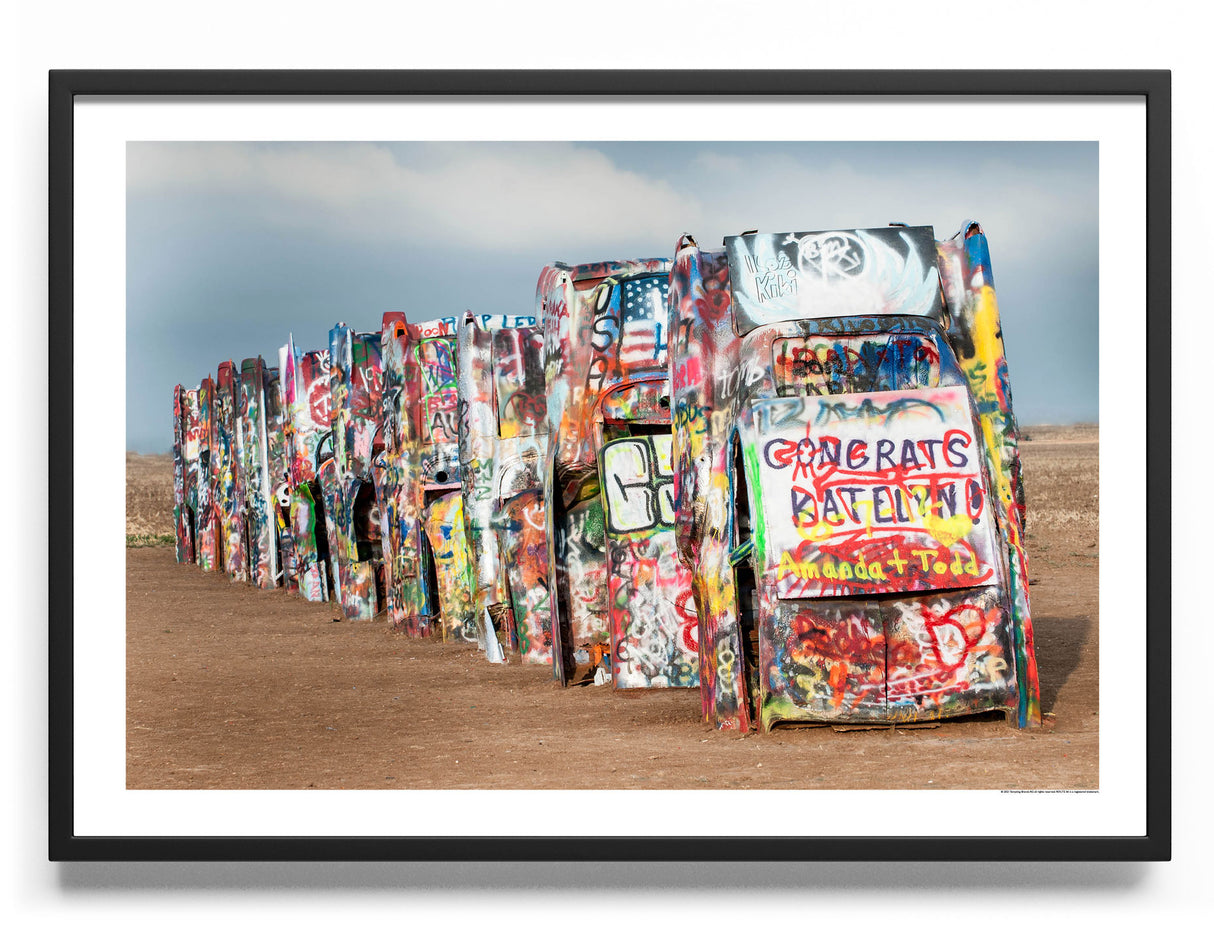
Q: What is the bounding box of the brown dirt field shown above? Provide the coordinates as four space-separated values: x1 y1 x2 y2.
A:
126 427 1098 790
126 451 175 538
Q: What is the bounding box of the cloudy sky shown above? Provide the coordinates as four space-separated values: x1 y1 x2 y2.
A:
127 140 1098 453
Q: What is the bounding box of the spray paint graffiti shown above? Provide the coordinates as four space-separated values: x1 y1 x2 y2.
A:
373 311 433 635
422 491 477 643
174 356 283 590
279 338 333 602
728 228 942 332
238 356 282 590
214 361 247 581
750 389 1002 599
600 434 698 688
457 314 512 659
165 220 1034 739
936 221 1040 725
171 385 196 564
398 317 476 641
194 377 219 573
490 319 551 663
668 224 1040 732
496 479 551 663
457 313 552 663
322 324 384 620
538 257 694 685
739 389 1018 725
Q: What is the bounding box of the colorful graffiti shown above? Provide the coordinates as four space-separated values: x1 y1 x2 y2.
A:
600 434 698 688
668 224 1040 731
373 311 432 635
173 357 282 590
748 388 1002 599
398 317 475 640
195 376 219 572
490 318 551 663
171 385 195 564
279 338 333 603
936 221 1040 725
457 313 552 663
422 491 477 643
214 361 247 581
497 482 551 663
167 217 1036 738
322 324 383 620
538 257 698 685
238 357 280 590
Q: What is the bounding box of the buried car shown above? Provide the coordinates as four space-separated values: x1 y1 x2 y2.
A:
171 383 202 565
175 357 285 588
318 323 384 619
213 360 248 582
669 223 1040 731
172 377 223 573
396 315 476 643
457 311 551 664
279 337 335 602
238 355 288 590
374 311 432 635
538 257 698 687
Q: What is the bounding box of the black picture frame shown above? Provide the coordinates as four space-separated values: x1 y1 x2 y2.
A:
49 68 1171 862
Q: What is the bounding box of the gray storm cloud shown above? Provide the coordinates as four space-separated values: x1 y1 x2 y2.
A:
127 140 1097 453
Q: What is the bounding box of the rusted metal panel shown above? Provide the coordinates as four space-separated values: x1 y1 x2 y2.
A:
669 223 1040 732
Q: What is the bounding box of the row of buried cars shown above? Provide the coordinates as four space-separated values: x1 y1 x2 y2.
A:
172 221 1042 732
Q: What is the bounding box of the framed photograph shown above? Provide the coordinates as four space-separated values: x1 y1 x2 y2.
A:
49 69 1169 861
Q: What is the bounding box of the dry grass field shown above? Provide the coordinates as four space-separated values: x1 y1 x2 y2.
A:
126 427 1098 790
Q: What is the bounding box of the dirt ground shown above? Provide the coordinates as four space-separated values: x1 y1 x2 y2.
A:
126 427 1098 790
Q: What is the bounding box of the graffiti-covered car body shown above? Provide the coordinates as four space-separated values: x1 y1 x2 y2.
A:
171 383 202 564
279 337 334 602
238 356 286 590
669 223 1040 731
396 316 476 643
192 377 221 572
374 311 435 636
173 377 225 572
318 323 384 619
539 257 698 687
457 312 550 664
598 432 698 687
213 360 248 582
